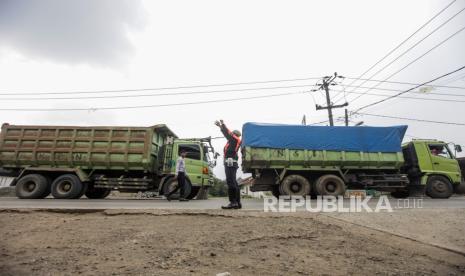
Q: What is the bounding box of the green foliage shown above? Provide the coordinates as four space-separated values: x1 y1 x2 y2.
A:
209 177 228 197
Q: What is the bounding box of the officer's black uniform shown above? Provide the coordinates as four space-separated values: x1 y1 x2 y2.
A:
220 123 242 208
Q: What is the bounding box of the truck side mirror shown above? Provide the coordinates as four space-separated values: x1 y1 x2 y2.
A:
455 145 462 153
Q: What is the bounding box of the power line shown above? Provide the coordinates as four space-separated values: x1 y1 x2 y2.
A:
353 65 465 112
309 119 330 126
0 91 304 112
348 25 465 103
1 73 463 98
341 6 465 104
331 0 458 102
338 84 465 97
358 112 465 126
0 84 314 101
334 90 465 103
337 5 465 103
342 76 465 89
0 77 321 96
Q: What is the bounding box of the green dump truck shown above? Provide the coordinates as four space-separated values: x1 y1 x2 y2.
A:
241 123 464 198
0 123 216 199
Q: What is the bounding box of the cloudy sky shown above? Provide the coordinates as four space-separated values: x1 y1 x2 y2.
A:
1 0 464 178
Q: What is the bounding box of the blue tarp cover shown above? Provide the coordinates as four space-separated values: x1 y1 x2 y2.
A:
242 123 408 153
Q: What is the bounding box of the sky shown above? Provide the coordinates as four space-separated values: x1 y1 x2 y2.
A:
0 0 464 178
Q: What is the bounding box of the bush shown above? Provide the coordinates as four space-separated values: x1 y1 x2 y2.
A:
209 177 228 197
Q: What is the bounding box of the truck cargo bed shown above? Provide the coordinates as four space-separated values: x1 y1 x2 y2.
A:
242 146 405 172
0 123 176 172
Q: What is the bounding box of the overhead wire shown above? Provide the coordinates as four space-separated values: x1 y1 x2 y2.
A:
352 65 465 113
357 112 465 126
336 5 465 103
342 76 465 89
0 77 321 96
0 91 305 112
0 84 315 101
331 0 458 102
333 90 465 103
0 74 463 99
337 84 465 97
348 24 465 103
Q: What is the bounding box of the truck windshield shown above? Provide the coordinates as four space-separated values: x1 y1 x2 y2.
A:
428 144 453 159
178 144 201 160
203 144 211 162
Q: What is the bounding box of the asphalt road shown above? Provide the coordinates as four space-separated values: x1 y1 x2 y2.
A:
1 196 465 210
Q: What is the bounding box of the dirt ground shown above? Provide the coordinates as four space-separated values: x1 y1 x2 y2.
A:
0 209 465 276
327 208 465 255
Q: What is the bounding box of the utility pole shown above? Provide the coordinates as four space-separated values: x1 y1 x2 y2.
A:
344 109 349 126
314 72 348 126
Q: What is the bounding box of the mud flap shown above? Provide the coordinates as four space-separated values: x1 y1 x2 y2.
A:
454 182 465 194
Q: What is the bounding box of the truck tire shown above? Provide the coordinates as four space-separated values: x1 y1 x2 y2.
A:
279 174 311 196
315 174 346 196
271 186 280 198
163 178 192 200
426 175 453 199
186 186 200 200
85 186 111 199
51 174 83 199
75 182 88 199
15 174 50 199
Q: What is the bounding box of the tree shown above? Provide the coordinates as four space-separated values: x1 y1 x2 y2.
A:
209 177 228 197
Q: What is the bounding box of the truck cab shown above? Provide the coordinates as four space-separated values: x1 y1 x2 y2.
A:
402 139 463 198
159 138 216 199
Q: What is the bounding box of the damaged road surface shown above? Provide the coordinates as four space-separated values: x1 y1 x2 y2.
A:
0 209 464 275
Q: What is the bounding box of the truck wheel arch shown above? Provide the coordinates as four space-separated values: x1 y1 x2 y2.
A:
421 173 454 186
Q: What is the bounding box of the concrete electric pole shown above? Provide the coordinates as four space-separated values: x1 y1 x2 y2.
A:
314 72 348 126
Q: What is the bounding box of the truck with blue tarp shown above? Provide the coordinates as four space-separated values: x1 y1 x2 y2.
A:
241 123 465 198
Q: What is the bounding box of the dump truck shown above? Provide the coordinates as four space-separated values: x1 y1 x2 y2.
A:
0 123 216 199
241 123 464 198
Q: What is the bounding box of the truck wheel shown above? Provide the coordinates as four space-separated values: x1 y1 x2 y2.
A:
315 174 346 196
279 174 311 196
186 186 200 200
426 175 453 199
15 174 50 199
75 182 88 199
163 178 192 200
85 186 111 199
51 174 83 199
271 186 280 198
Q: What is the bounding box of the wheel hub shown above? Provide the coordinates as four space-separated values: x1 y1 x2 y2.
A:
26 182 36 192
326 182 336 193
290 182 302 193
58 181 72 193
433 181 446 192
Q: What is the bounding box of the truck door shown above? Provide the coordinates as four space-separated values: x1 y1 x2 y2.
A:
427 143 461 181
177 144 204 186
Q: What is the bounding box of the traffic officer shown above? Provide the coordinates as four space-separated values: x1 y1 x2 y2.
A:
215 120 242 209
